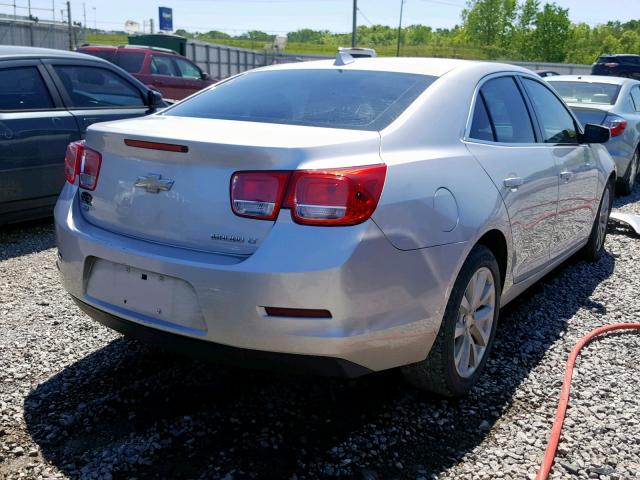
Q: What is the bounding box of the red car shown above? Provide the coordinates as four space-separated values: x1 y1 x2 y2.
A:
78 45 216 101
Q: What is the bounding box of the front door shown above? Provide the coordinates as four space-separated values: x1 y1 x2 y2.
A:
44 60 149 135
520 77 599 257
0 61 80 221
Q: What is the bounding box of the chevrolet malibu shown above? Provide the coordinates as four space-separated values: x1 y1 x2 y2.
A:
55 57 615 396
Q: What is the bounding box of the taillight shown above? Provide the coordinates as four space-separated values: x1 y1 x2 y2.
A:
604 62 620 68
78 147 102 190
284 165 387 226
230 171 291 220
230 164 386 226
64 140 84 184
603 114 627 137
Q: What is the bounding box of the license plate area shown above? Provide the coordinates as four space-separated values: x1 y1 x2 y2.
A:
85 258 206 332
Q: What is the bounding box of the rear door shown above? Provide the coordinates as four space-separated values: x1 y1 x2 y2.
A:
464 75 559 282
520 76 599 257
0 60 80 221
44 59 149 134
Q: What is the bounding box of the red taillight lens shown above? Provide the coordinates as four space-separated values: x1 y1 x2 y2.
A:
284 164 387 226
230 171 291 220
64 140 85 184
604 114 627 137
79 147 102 190
604 62 620 68
230 164 387 225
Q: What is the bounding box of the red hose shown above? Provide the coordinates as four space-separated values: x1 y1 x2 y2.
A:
536 323 640 480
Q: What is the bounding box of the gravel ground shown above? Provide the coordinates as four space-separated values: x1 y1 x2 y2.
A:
1 190 639 480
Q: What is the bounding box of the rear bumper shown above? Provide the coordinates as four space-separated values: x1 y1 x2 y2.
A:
73 297 372 378
55 183 467 372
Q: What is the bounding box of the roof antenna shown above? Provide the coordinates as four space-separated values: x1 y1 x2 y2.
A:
335 49 355 66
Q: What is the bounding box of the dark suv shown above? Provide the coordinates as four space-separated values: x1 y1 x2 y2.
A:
0 46 165 225
592 54 640 79
78 45 216 101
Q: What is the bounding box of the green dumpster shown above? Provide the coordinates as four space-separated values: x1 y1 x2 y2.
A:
128 34 187 56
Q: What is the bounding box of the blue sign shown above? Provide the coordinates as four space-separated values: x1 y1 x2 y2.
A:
159 7 173 31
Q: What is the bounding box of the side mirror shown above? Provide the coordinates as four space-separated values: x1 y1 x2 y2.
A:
201 72 210 81
147 89 165 110
580 123 610 144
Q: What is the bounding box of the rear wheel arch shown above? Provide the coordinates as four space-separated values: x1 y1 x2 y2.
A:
475 229 508 288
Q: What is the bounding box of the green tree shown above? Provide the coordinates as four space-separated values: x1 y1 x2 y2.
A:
532 3 570 61
462 0 517 47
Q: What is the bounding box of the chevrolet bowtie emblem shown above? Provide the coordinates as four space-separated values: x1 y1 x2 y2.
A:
134 174 174 193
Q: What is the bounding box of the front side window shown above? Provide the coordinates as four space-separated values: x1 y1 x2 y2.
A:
151 55 178 77
522 78 577 144
0 66 54 111
548 81 621 106
479 77 536 143
53 65 145 108
164 69 436 131
175 58 202 80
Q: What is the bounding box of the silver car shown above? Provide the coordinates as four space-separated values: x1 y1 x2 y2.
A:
55 57 615 396
547 75 640 195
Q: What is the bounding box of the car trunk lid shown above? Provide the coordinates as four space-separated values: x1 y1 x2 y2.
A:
80 115 380 255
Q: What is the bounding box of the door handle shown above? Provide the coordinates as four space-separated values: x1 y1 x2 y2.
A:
559 171 573 182
503 177 524 189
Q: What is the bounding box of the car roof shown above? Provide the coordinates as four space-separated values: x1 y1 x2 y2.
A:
255 57 531 78
0 45 109 62
599 53 640 58
546 75 640 86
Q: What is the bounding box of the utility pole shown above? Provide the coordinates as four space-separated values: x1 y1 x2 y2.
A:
83 3 87 29
351 0 357 47
66 1 74 50
27 0 31 18
92 7 96 31
150 18 154 34
396 0 405 57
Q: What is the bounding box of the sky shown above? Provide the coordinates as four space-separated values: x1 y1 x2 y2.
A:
2 0 639 35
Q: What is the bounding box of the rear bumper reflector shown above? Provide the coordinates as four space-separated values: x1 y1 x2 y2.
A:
124 139 189 153
264 307 332 318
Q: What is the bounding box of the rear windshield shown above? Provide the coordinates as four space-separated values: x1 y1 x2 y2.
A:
114 52 145 73
84 49 115 62
548 81 621 105
597 56 617 63
163 69 436 131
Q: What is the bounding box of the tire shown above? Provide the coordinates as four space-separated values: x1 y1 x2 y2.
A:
617 150 638 196
582 180 613 262
402 245 501 397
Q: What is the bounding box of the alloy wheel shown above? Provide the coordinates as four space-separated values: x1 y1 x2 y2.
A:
454 267 496 378
596 187 611 250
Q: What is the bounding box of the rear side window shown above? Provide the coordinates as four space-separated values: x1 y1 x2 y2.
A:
53 65 145 108
164 69 436 131
631 87 640 112
114 52 145 73
469 93 494 141
0 67 54 111
151 55 178 77
479 77 535 143
522 78 577 144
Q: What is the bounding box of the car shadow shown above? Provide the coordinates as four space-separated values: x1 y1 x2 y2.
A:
612 184 640 209
23 249 616 479
0 218 55 261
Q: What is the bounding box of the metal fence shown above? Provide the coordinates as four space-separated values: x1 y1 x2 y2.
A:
184 40 592 79
0 18 83 51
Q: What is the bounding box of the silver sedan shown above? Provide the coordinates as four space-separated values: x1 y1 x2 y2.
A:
55 57 615 396
547 75 640 195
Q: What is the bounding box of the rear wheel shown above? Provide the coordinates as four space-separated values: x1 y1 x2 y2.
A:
582 180 613 262
618 150 638 196
402 245 501 397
